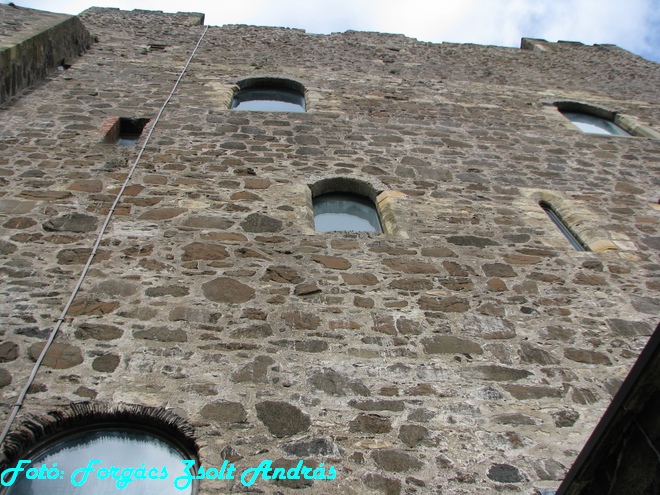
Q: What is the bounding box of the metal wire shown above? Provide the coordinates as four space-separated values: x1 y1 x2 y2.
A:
0 24 210 446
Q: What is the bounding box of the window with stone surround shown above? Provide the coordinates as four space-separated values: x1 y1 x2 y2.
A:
231 77 305 112
307 177 408 236
554 101 660 138
314 192 383 232
540 201 589 251
2 405 198 495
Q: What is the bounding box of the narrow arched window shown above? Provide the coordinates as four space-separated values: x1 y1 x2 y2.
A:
310 178 383 233
231 77 305 112
555 102 630 136
314 192 382 232
560 111 629 136
540 201 589 251
5 428 196 494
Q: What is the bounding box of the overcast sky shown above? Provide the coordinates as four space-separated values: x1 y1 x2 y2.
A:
6 0 660 62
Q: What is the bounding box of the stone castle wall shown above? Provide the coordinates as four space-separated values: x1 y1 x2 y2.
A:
0 6 658 494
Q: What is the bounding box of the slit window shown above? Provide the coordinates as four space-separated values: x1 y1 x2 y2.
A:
540 201 589 251
560 111 630 136
313 192 382 233
4 428 195 494
231 78 305 112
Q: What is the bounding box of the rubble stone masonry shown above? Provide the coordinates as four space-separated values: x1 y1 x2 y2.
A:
0 5 658 494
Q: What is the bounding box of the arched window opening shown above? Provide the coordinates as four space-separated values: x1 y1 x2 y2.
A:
309 177 383 233
4 428 195 494
560 111 630 136
554 101 630 136
540 201 589 251
231 78 305 112
314 192 382 232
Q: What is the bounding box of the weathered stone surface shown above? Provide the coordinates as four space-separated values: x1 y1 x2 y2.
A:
349 400 405 412
518 342 560 365
422 336 483 355
58 248 111 265
240 213 283 232
342 273 379 285
75 323 123 341
230 323 273 339
504 385 563 400
487 463 527 483
419 295 469 312
231 355 274 383
28 343 83 369
145 285 189 297
202 277 255 303
43 212 97 232
464 365 532 381
390 278 433 291
447 236 499 248
383 259 438 274
362 472 402 495
255 401 311 437
92 353 120 372
0 368 12 388
270 458 317 488
399 424 430 447
311 254 351 270
309 368 371 396
573 272 607 286
372 449 423 472
482 263 517 277
631 296 660 315
261 265 303 284
138 208 186 220
133 326 187 342
492 413 539 426
282 311 320 330
463 314 516 339
182 216 234 229
91 280 138 297
571 387 600 405
564 348 612 365
201 401 247 423
533 458 567 481
68 298 119 316
1 13 657 494
349 413 392 433
0 240 17 255
279 437 340 457
181 242 229 261
552 409 580 427
4 217 37 229
607 318 654 337
0 342 19 362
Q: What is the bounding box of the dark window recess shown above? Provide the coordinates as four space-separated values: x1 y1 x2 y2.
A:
560 111 630 136
106 117 150 146
314 192 382 233
57 59 72 71
231 86 305 112
540 201 589 251
4 429 194 494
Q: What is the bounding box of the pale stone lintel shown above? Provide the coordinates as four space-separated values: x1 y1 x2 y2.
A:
615 114 660 140
588 239 618 252
520 188 625 253
376 190 408 238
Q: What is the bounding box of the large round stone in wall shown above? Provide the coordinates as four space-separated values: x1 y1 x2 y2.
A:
202 277 255 304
